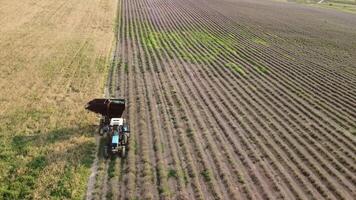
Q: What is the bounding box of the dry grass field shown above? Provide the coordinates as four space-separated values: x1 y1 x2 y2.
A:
0 0 117 199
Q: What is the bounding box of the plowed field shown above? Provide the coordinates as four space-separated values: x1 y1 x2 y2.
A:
86 0 356 199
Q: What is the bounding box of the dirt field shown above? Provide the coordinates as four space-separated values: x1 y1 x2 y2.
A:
0 0 116 199
284 0 356 14
87 0 356 199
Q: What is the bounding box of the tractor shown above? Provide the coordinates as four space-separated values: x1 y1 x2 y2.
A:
86 98 130 158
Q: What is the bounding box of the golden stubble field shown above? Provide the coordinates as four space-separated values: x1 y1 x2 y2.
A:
0 0 117 199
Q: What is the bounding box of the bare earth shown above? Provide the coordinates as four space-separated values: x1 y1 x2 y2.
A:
86 0 356 199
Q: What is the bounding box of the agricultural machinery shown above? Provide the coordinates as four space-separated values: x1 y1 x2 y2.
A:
86 98 130 158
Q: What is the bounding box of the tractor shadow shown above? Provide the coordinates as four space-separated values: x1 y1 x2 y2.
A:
11 125 95 149
11 125 96 167
4 125 98 199
10 124 98 168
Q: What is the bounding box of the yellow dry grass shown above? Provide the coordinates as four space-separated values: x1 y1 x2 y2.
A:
0 0 117 199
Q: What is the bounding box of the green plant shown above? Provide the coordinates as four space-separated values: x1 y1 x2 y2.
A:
201 170 211 182
124 62 129 73
237 173 245 184
167 169 178 179
186 128 193 138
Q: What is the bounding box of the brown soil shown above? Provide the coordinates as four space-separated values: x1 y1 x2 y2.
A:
86 0 356 199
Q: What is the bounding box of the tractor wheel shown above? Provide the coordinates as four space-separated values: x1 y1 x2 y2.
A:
121 146 126 158
122 135 128 145
98 119 104 135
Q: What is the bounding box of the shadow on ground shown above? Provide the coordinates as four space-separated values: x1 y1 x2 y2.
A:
0 125 97 199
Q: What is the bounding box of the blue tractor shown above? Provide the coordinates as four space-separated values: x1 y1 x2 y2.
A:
104 117 130 158
86 98 130 158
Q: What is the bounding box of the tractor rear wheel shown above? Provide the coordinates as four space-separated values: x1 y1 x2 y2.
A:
98 119 104 135
122 134 128 145
121 146 126 158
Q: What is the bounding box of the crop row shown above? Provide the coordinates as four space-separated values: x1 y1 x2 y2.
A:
90 0 356 199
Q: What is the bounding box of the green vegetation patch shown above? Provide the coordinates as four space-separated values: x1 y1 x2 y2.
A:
256 65 268 74
200 169 212 182
146 32 161 50
0 117 96 199
225 63 246 76
253 38 269 47
167 169 178 179
142 29 237 64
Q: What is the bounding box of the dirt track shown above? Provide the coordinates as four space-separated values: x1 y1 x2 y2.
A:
86 0 356 199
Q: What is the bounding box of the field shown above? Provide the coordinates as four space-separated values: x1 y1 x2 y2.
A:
1 0 356 199
285 0 356 14
0 0 117 199
87 0 356 199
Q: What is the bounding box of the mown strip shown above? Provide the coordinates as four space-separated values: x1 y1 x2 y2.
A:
0 0 117 199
